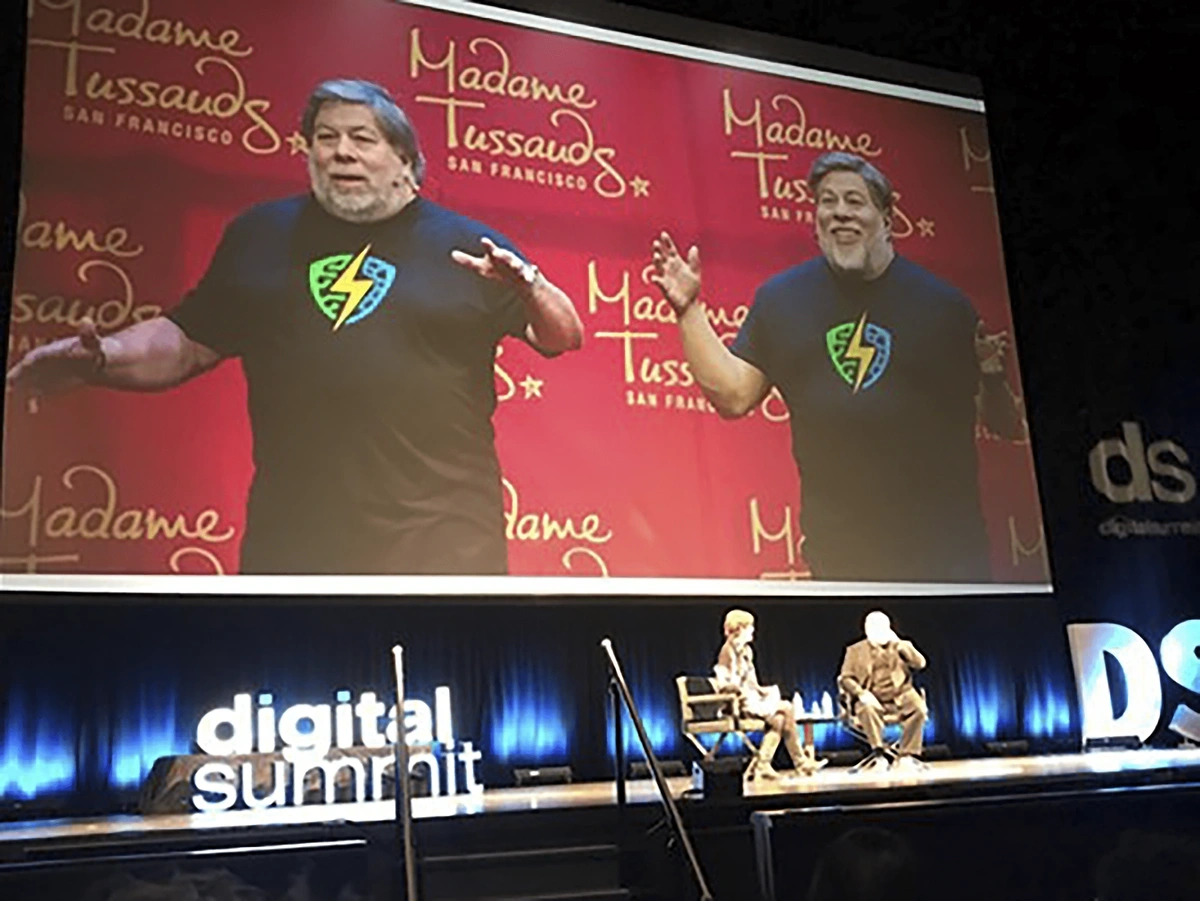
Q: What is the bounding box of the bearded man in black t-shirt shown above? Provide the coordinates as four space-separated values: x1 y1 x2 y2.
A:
649 152 1022 583
7 79 584 575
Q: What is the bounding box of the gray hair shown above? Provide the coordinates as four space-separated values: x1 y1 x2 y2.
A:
807 152 894 214
301 79 426 185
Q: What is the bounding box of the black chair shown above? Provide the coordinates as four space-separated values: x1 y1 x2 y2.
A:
675 675 764 768
838 687 927 773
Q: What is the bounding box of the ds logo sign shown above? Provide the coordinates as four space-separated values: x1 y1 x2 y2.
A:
1067 620 1200 746
1088 422 1195 503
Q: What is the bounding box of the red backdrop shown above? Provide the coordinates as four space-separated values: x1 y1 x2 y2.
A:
1 0 1048 585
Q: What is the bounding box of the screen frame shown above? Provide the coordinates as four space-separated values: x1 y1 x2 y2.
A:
401 0 985 110
0 573 1051 596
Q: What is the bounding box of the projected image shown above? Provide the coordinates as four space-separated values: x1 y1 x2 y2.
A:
1 0 1048 590
650 151 1019 582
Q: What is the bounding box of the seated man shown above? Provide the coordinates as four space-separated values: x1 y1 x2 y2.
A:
838 611 928 773
714 609 811 779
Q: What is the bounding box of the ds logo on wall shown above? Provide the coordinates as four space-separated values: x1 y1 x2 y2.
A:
1088 422 1195 504
827 313 891 393
309 244 396 332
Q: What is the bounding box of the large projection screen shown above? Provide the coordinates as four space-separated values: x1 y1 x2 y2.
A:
0 0 1050 596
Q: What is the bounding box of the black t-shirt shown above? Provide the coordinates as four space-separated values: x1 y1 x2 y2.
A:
169 195 528 575
731 255 989 582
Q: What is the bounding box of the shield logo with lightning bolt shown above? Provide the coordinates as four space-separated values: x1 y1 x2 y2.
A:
826 313 892 393
308 245 396 331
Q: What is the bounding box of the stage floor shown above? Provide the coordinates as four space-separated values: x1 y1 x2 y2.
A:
3 748 1199 848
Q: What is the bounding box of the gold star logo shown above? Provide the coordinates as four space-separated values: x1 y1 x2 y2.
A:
916 218 936 237
519 374 544 399
285 132 309 156
630 175 651 198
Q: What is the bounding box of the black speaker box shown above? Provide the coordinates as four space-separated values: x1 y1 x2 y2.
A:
1084 735 1142 751
984 739 1030 756
630 759 689 779
692 757 745 799
513 765 574 786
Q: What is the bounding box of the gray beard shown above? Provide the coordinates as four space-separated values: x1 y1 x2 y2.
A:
312 180 408 223
318 191 385 223
825 247 869 277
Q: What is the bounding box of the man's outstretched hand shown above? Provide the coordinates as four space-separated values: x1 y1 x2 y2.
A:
649 231 702 315
451 236 585 354
451 237 537 292
6 318 106 398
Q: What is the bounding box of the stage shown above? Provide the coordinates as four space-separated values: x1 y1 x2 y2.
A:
3 748 1199 844
2 747 1197 850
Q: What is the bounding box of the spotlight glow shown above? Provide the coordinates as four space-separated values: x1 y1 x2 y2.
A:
489 666 570 761
1 695 75 799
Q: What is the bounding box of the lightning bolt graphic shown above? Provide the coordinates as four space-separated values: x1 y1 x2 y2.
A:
844 312 876 394
329 244 374 332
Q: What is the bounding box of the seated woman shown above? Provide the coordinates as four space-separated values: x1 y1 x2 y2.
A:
714 609 812 779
